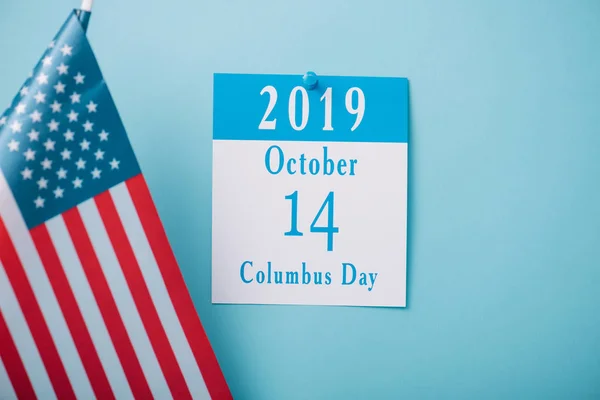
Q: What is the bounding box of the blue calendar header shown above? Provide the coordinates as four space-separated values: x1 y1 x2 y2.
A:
213 73 408 143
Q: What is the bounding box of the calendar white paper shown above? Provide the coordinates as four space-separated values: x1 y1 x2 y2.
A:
212 73 409 307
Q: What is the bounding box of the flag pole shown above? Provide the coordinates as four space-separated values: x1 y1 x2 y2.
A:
77 0 93 31
81 0 93 11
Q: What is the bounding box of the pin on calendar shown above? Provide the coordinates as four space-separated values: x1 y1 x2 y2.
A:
211 72 409 307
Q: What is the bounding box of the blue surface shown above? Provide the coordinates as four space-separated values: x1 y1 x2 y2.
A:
1 1 599 398
213 73 408 142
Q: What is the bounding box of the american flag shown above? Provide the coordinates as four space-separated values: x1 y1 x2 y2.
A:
0 8 231 400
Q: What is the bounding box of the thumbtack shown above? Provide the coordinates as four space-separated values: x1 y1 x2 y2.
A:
303 71 318 90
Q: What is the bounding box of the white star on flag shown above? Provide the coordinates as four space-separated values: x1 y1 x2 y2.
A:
60 43 73 56
64 129 75 141
34 195 45 208
72 176 83 188
10 121 22 133
53 186 64 198
15 102 27 114
70 92 81 103
41 157 53 170
50 100 62 113
47 119 59 132
75 158 86 169
61 148 72 160
30 110 42 122
28 129 40 141
74 72 85 84
24 148 36 161
42 56 53 67
37 177 49 189
80 139 91 151
57 63 69 75
67 110 79 122
21 167 33 180
82 120 93 131
54 81 66 93
56 167 67 179
36 72 49 85
8 140 20 152
43 139 56 151
34 91 46 104
91 167 101 179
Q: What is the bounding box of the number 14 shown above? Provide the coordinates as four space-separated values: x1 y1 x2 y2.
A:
284 191 339 252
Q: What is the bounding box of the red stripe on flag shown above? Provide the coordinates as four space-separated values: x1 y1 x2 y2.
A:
0 217 76 400
0 309 37 400
62 208 153 399
94 191 193 400
126 174 233 400
30 224 116 400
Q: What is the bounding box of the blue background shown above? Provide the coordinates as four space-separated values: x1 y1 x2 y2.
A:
1 1 599 398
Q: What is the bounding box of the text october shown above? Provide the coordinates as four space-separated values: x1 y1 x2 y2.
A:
264 145 358 176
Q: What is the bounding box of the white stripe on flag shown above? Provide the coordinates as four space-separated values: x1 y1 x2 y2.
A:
0 171 94 400
0 355 18 400
46 215 135 400
0 259 55 400
110 182 211 399
78 198 172 400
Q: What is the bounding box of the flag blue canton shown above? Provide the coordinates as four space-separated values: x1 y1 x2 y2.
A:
0 11 140 229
